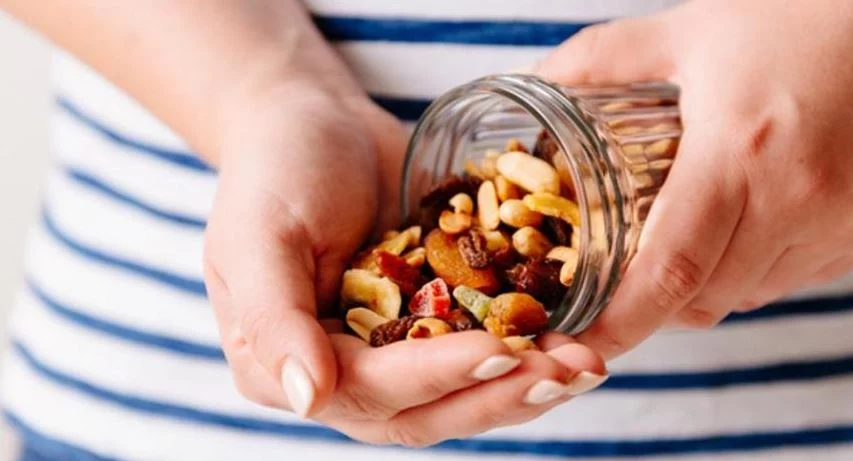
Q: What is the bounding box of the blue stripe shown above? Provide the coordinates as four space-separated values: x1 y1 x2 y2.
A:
604 354 853 391
314 16 591 46
56 97 215 174
41 210 207 297
10 340 853 457
27 279 223 360
724 295 853 324
5 412 118 461
64 167 207 230
370 95 431 122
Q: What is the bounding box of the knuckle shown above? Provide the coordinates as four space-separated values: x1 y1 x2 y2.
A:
385 422 433 448
649 251 705 311
676 306 721 329
585 321 631 358
239 307 276 351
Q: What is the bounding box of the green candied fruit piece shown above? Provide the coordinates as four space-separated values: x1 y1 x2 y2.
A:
452 285 493 322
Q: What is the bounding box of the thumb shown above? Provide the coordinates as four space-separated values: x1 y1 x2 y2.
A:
206 204 337 418
534 16 674 85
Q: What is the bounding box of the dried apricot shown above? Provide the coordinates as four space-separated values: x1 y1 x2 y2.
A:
424 229 500 295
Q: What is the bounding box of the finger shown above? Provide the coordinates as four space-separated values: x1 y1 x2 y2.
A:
807 254 853 287
206 268 290 408
317 331 521 421
355 347 605 448
535 16 674 85
205 195 336 418
752 244 839 304
670 225 785 329
577 131 747 360
535 332 577 351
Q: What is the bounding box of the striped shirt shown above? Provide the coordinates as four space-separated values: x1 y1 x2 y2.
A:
4 1 853 459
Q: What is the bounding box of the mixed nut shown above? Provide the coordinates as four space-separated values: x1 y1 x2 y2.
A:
340 132 580 351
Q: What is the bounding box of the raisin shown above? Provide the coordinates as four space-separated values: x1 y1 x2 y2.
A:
445 309 481 332
532 129 559 161
375 251 427 297
369 316 420 347
457 228 491 269
506 258 565 307
420 175 483 208
542 217 573 247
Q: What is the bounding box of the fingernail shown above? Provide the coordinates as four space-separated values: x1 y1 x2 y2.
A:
523 379 569 405
281 358 316 417
566 371 609 396
470 355 521 381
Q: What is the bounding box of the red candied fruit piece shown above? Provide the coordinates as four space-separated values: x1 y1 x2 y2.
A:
409 278 452 318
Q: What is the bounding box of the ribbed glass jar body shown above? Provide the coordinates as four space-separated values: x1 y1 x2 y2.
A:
402 75 681 334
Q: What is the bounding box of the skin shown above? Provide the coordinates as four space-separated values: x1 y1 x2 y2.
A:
4 0 852 448
533 0 853 360
1 0 605 447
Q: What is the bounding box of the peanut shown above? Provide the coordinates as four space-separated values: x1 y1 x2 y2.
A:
341 269 402 319
464 159 485 179
482 230 511 252
512 226 553 259
548 246 580 286
481 149 501 179
502 336 538 353
438 210 473 235
523 193 580 227
449 193 474 215
381 230 400 241
402 247 426 268
499 199 543 228
346 307 390 342
496 152 560 194
560 258 578 286
495 175 521 202
546 246 578 263
644 138 678 157
377 225 421 255
406 318 453 339
477 180 501 231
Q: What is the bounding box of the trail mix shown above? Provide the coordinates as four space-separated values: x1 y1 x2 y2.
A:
340 132 580 352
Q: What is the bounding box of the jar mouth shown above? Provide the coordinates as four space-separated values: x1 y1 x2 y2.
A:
402 74 627 335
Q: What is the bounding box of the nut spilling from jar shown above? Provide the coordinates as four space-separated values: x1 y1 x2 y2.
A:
341 134 579 351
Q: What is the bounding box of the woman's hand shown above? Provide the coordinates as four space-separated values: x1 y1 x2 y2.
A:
534 0 853 360
203 82 608 446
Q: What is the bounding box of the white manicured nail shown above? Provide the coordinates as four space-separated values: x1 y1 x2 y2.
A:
523 379 569 405
281 358 315 418
470 355 521 381
566 371 609 396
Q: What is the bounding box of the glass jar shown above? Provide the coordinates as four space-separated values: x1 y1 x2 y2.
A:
401 74 681 335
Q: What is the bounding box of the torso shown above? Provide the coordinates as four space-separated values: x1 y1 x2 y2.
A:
4 1 853 459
